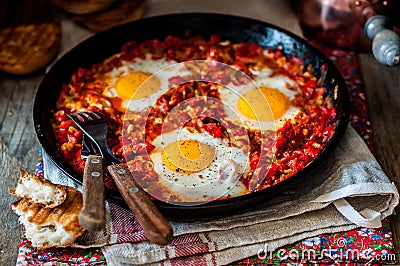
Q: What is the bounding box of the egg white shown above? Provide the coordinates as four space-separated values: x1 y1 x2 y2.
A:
219 69 301 131
102 58 185 112
149 128 249 204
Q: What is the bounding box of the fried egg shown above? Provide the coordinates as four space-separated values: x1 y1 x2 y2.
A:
219 69 301 131
148 128 249 204
102 58 182 112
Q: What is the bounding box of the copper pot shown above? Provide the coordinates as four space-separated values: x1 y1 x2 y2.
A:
294 0 399 52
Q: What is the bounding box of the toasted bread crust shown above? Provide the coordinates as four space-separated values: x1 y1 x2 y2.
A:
9 170 67 208
0 21 61 75
12 187 85 249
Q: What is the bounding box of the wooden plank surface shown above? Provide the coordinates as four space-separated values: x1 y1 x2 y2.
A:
359 53 400 261
0 0 399 265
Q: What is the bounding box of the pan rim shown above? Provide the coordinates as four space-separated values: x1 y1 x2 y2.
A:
33 12 350 217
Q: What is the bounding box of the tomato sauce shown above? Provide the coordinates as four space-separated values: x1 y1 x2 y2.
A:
52 34 337 196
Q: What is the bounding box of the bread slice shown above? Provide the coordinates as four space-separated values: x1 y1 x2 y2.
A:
9 170 67 208
0 21 61 75
11 186 85 250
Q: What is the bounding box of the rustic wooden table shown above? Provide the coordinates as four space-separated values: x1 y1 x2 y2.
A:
0 0 399 265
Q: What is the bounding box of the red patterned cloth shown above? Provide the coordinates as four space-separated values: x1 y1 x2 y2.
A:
236 221 395 265
16 45 396 265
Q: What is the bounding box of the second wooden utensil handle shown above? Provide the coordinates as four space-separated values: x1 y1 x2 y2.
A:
79 155 106 232
107 164 173 245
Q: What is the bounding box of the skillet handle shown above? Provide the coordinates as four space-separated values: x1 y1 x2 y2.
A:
79 155 106 232
107 164 173 245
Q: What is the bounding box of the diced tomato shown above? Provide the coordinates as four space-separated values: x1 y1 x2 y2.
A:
165 35 183 49
210 34 221 44
289 56 304 66
302 80 317 97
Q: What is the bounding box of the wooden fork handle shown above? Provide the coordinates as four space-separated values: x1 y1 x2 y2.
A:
79 155 106 232
107 164 173 245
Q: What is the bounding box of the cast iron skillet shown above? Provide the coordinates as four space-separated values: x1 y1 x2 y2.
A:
33 13 349 217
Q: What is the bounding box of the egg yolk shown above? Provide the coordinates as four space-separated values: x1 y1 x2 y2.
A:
162 140 216 174
115 72 161 100
237 85 289 121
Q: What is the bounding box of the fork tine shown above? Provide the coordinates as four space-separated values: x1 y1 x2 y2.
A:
78 111 106 122
90 112 100 119
92 111 106 121
76 112 88 122
68 112 99 124
83 112 93 120
67 113 83 124
81 112 93 121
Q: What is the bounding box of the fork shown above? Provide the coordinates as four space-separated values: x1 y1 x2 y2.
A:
67 111 173 245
